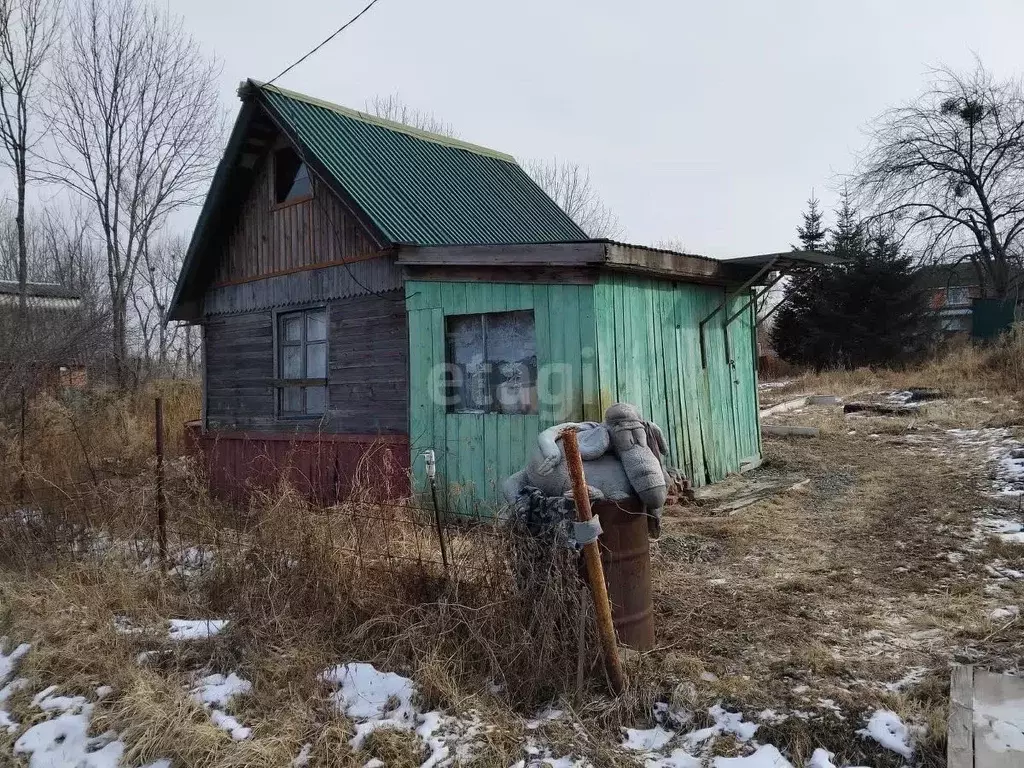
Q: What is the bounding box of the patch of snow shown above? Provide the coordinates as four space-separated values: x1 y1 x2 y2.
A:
712 744 794 767
31 686 89 713
644 748 702 767
321 661 491 764
191 672 252 707
990 606 1021 621
0 640 30 735
883 666 929 693
167 618 229 640
95 685 113 700
856 709 914 759
291 743 312 766
806 748 837 768
209 709 251 740
189 672 253 740
623 725 674 751
526 706 565 729
710 704 759 741
324 662 417 743
14 705 123 768
0 640 30 684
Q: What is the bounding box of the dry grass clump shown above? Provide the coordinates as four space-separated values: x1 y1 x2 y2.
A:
767 324 1024 400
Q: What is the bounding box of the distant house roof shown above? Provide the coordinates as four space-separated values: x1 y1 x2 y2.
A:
0 281 80 300
916 262 1024 292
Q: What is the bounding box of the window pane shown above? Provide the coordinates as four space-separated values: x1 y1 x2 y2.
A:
288 163 312 200
305 385 326 415
306 342 327 378
487 311 537 415
282 345 302 378
281 315 302 342
306 310 327 341
280 386 302 413
445 314 486 412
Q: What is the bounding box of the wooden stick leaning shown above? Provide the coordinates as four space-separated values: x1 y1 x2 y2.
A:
560 426 626 695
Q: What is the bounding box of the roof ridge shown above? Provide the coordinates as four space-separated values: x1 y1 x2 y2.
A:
247 80 518 163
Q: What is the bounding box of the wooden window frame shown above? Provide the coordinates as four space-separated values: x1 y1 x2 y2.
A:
444 309 538 415
273 304 329 419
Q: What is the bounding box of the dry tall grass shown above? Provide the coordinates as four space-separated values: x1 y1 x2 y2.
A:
771 324 1024 399
0 335 1021 766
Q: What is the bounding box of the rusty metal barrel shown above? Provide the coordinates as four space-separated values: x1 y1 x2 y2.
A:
591 497 654 650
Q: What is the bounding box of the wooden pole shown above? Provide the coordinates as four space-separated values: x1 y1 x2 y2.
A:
561 427 626 695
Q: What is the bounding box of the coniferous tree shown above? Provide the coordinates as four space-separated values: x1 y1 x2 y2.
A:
773 191 931 370
794 193 828 251
773 194 829 364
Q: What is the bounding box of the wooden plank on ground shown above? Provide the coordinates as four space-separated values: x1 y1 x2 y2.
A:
949 664 973 768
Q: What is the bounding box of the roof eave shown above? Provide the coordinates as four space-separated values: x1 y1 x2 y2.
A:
168 100 260 322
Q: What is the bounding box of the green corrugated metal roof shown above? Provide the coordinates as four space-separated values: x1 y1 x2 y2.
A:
253 81 588 246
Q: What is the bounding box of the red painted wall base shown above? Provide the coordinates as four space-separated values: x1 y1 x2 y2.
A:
185 425 410 504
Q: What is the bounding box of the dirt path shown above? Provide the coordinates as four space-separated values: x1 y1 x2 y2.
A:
650 392 1024 766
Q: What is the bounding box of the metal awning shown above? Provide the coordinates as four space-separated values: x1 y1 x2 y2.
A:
697 250 838 364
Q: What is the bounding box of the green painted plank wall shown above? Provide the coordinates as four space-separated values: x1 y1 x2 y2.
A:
593 274 760 487
405 274 761 510
406 280 598 510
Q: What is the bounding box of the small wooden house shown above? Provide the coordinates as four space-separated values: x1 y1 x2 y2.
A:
170 80 777 508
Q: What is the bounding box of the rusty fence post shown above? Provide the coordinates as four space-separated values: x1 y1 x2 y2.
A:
561 427 626 695
155 397 167 564
18 387 26 506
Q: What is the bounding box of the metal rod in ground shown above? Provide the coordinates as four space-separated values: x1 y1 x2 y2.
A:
561 427 626 695
18 387 26 506
154 397 167 564
423 449 449 572
429 477 449 573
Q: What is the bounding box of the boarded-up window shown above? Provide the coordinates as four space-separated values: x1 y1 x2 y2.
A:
273 147 312 204
277 307 327 416
445 310 537 414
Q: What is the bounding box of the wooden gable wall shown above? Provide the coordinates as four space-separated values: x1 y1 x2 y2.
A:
213 149 381 286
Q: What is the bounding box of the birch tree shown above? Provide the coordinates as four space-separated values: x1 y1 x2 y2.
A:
46 0 222 387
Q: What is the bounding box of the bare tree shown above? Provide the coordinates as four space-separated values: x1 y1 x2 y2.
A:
46 0 222 387
855 62 1024 298
652 238 692 253
367 93 459 137
132 232 188 377
523 158 622 239
0 0 61 318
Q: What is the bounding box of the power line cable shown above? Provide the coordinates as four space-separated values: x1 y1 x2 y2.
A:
265 0 385 87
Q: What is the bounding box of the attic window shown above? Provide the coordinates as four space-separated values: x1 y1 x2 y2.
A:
273 147 312 204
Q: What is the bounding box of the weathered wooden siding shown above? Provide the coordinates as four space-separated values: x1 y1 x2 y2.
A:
593 274 760 486
204 259 404 315
406 281 597 509
328 290 408 434
213 160 378 285
205 310 275 428
204 289 408 434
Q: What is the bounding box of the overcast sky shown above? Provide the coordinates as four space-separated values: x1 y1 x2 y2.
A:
170 0 1024 258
